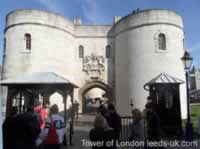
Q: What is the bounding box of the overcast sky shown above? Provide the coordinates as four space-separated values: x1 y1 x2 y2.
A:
0 0 200 66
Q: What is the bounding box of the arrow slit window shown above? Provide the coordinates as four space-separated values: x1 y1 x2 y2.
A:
3 38 6 54
158 33 166 50
106 45 111 58
25 33 31 50
79 45 84 58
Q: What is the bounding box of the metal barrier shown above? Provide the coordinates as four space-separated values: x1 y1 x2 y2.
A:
120 116 133 141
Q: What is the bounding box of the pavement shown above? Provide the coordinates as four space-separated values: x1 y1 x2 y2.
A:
62 125 200 149
62 114 200 149
64 125 91 149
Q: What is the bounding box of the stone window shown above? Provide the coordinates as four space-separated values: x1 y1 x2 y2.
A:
158 33 166 50
3 38 6 54
79 45 84 58
106 45 111 58
25 33 31 50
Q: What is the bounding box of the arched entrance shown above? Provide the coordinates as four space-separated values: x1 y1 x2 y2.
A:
79 81 112 113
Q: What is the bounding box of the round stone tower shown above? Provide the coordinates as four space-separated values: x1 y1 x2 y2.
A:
3 9 75 79
2 9 112 115
112 9 186 117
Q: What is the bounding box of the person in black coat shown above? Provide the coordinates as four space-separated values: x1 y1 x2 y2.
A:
107 104 122 140
145 102 165 149
3 106 41 149
89 114 115 149
97 105 110 122
145 103 161 141
3 107 18 149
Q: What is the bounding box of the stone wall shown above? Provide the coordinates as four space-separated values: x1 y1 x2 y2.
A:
2 9 187 118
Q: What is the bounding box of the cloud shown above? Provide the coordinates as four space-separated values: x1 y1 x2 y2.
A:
38 0 66 14
81 0 110 24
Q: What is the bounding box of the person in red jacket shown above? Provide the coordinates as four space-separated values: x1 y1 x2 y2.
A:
34 100 47 129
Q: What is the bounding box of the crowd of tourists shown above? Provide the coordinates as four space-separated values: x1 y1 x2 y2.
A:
89 103 122 149
2 97 164 149
89 98 163 149
3 101 65 149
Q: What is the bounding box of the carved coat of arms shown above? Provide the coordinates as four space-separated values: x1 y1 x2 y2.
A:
83 53 105 77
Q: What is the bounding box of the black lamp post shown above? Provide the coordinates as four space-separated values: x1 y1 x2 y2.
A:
181 50 194 141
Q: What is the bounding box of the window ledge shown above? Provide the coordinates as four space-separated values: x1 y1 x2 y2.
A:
155 49 168 53
20 51 32 54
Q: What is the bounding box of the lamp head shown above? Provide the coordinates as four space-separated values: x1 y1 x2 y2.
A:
181 50 193 71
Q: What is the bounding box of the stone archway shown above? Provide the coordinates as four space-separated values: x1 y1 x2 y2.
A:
79 81 113 113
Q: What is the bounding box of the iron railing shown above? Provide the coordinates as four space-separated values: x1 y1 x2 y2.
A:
120 116 133 141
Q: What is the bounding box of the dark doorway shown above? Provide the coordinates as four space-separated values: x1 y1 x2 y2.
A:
150 84 182 137
144 73 184 137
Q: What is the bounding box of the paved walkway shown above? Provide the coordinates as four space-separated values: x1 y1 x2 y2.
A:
63 125 200 149
63 114 200 149
65 125 91 149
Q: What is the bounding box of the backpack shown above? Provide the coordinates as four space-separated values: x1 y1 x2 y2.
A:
44 117 59 144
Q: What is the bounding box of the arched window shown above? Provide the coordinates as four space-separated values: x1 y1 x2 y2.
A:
158 33 166 50
3 38 6 54
79 45 84 58
106 45 111 58
25 33 31 50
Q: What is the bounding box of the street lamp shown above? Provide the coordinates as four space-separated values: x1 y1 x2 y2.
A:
181 50 193 141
